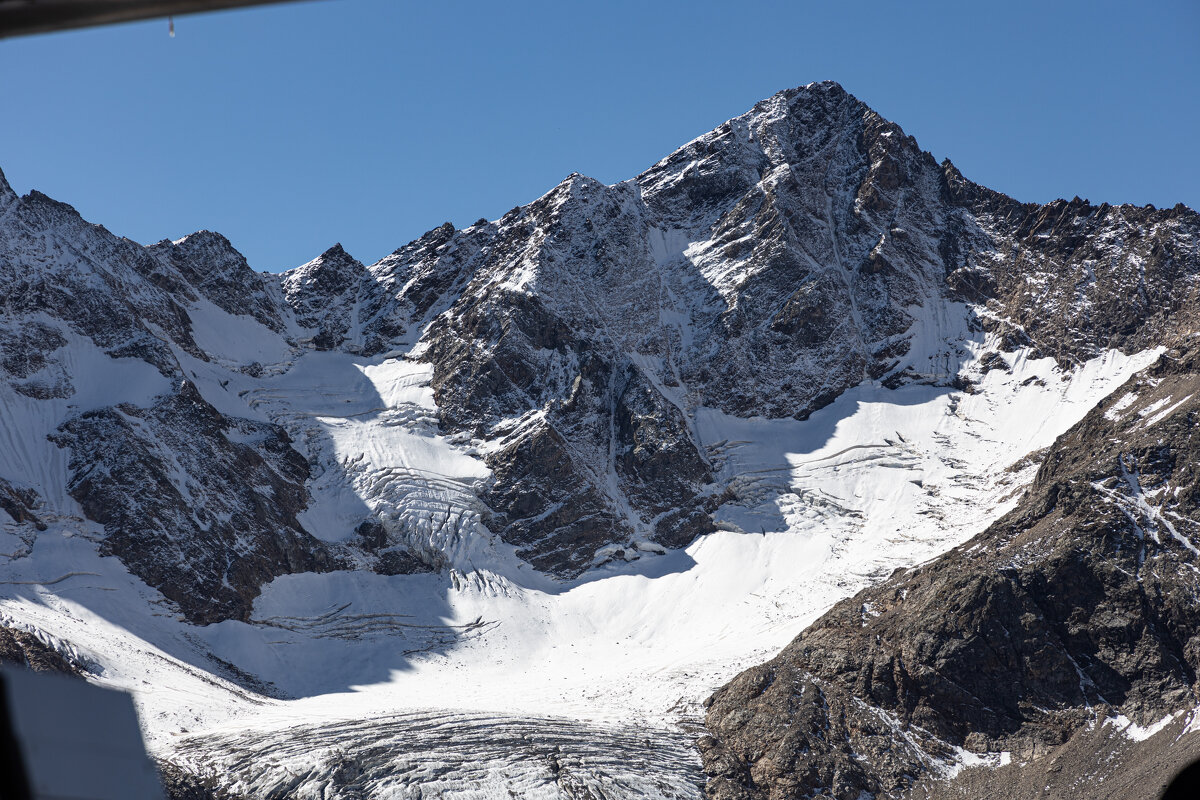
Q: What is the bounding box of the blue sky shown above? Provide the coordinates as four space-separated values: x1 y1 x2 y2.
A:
1 0 1196 271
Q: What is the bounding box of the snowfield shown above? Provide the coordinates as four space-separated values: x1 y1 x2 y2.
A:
0 294 1158 796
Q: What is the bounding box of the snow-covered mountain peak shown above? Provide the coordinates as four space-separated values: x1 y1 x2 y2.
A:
282 242 365 304
147 229 285 333
2 83 1200 800
557 171 605 191
314 240 353 262
149 229 248 274
279 242 370 351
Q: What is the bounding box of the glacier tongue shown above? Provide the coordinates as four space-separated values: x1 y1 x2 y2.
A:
171 710 704 800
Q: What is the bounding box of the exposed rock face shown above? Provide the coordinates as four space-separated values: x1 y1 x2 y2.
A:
50 382 340 623
701 338 1200 799
0 182 203 376
636 86 947 416
417 188 721 570
0 321 72 399
941 162 1200 362
0 479 46 533
918 715 1200 800
159 764 243 800
146 231 286 334
0 167 340 626
280 243 370 351
361 220 490 354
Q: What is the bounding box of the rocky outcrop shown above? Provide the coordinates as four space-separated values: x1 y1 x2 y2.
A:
701 337 1200 799
0 173 203 376
0 321 72 399
941 161 1200 362
280 243 370 351
0 479 46 533
0 626 81 677
146 231 285 334
159 763 245 800
50 382 340 624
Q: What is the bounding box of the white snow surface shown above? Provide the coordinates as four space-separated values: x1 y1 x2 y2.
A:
185 296 295 368
0 290 1158 797
1106 712 1181 743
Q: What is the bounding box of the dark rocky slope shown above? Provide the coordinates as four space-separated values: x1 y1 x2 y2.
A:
941 162 1200 364
50 382 341 623
701 335 1200 799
